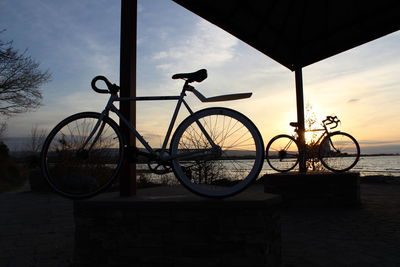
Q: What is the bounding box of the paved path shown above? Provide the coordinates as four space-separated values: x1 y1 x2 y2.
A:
0 183 399 266
0 192 74 267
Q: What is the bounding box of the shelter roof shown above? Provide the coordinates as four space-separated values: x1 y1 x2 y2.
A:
173 0 400 70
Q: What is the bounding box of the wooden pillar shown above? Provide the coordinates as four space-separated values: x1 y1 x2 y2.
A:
119 0 137 196
295 68 307 173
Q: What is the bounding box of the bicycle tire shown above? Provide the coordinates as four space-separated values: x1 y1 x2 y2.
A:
319 131 360 172
266 134 299 172
170 107 264 198
40 112 124 199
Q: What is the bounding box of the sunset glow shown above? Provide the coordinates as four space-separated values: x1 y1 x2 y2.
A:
0 0 399 155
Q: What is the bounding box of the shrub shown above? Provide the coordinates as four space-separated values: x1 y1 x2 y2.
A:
0 141 9 160
0 159 28 192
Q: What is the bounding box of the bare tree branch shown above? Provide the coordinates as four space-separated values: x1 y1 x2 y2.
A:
0 31 51 118
0 120 6 139
26 125 47 153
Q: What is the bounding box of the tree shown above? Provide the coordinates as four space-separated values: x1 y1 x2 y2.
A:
0 121 6 139
26 125 47 154
304 103 324 171
0 31 51 119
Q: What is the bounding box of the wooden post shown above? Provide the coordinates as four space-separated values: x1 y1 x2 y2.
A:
295 68 307 173
119 0 137 196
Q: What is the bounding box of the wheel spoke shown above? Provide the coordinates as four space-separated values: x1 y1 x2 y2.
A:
319 132 360 172
171 108 263 197
41 113 123 199
266 135 299 172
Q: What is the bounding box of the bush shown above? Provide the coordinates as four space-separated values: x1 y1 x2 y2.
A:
0 141 9 160
0 159 28 192
0 142 29 192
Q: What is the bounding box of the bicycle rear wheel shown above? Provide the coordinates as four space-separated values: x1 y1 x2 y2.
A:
40 112 124 199
170 108 264 198
319 132 360 172
266 134 299 172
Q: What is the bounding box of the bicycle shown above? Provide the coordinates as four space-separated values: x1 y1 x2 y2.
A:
40 69 264 199
265 116 360 173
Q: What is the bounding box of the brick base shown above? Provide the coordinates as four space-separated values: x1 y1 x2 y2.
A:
73 187 282 267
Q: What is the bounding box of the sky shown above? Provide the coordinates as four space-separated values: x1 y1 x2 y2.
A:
0 0 399 154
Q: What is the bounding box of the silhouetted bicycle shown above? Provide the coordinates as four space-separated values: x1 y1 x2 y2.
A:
40 69 264 199
266 116 360 173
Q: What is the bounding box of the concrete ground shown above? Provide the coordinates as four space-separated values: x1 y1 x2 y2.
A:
0 182 399 266
281 183 400 267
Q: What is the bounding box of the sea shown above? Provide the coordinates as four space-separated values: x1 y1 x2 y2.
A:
262 155 400 177
349 155 400 177
139 155 400 185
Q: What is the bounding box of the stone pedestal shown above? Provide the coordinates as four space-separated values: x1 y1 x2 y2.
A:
73 186 282 267
263 172 360 206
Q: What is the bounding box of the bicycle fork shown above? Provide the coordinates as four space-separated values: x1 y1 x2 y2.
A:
77 97 117 158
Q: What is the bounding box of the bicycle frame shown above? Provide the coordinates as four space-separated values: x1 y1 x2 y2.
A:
93 82 218 161
303 128 327 146
295 123 341 152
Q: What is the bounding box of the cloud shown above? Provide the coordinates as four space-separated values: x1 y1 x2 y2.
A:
51 89 108 117
151 20 239 72
156 64 173 71
152 51 169 60
347 98 360 103
358 140 400 145
78 35 119 80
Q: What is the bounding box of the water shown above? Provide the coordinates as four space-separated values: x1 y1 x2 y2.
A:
137 155 400 185
262 155 400 177
351 155 400 177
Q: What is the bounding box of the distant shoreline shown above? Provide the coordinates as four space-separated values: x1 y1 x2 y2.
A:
6 149 400 158
360 153 400 157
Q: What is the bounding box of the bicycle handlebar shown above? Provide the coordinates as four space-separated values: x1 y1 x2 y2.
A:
323 115 340 129
91 76 120 94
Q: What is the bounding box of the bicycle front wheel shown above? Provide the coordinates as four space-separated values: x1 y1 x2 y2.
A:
40 112 124 199
319 132 360 172
266 134 299 172
170 108 264 198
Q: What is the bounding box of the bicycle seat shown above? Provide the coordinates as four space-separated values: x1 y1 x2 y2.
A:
172 69 207 83
289 122 299 127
